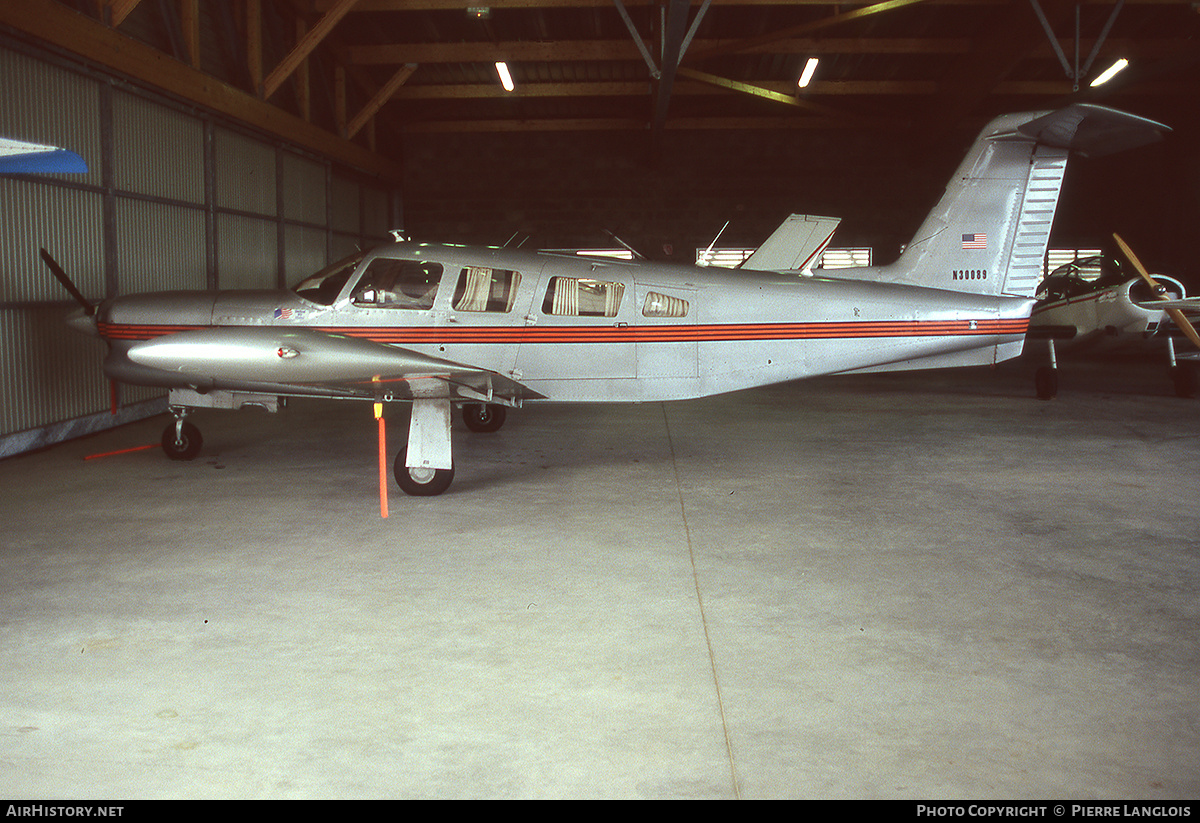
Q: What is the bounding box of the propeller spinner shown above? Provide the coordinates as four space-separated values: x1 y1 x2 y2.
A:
1113 233 1200 351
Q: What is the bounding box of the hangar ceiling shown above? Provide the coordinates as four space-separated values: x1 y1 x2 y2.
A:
3 0 1198 181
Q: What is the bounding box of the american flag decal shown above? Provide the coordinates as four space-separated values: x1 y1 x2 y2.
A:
274 307 294 320
961 233 987 250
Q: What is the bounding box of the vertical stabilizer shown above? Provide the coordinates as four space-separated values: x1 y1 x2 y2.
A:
884 105 1169 298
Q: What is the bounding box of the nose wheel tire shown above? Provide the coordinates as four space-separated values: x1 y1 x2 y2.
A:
462 403 506 433
393 448 454 496
1170 364 1197 398
1035 366 1058 401
161 421 203 460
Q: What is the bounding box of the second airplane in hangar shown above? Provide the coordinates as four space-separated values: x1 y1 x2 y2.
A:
1027 237 1200 399
47 104 1169 496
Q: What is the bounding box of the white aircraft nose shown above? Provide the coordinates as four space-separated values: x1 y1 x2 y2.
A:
65 306 98 336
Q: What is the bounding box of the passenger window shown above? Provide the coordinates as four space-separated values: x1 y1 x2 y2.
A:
351 258 442 309
542 277 625 317
642 291 689 318
453 267 522 312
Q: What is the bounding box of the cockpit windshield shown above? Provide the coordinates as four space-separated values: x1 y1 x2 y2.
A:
292 252 366 305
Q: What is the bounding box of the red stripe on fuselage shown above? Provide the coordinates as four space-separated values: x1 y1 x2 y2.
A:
99 318 1030 345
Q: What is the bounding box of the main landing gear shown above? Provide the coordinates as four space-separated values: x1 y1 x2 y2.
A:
1035 337 1198 400
1035 339 1059 400
158 400 511 498
391 403 508 495
393 448 455 496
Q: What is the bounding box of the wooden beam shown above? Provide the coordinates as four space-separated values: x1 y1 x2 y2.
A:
346 63 417 138
347 37 971 65
103 0 142 27
387 79 942 99
678 67 820 109
689 0 934 61
261 0 357 100
317 0 1018 9
179 0 200 69
0 0 403 182
335 65 348 136
677 68 887 124
399 115 868 133
294 16 311 121
245 0 262 94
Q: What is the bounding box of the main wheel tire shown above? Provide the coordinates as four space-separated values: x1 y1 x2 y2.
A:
1035 366 1058 401
462 403 506 433
161 421 203 460
393 448 454 496
1170 364 1197 398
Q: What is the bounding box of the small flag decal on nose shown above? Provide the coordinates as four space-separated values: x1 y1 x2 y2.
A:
962 233 987 249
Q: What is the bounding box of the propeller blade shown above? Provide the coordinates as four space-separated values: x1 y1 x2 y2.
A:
39 248 95 315
1113 233 1200 351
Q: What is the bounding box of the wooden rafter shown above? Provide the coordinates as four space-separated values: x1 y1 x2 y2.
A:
245 0 262 94
346 37 972 65
102 0 142 27
676 67 844 116
294 17 311 121
261 0 358 100
0 0 402 181
688 0 933 62
179 0 200 69
346 63 418 138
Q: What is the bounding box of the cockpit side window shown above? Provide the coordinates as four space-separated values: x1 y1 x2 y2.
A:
542 277 625 317
292 252 365 306
453 267 522 312
351 258 443 309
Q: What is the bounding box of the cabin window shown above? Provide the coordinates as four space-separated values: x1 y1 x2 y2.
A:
351 258 442 309
453 266 522 312
542 277 625 317
642 291 689 318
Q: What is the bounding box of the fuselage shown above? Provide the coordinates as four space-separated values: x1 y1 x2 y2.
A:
94 240 1034 403
1030 275 1184 346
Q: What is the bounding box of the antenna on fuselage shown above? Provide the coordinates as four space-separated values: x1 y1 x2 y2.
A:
697 220 730 267
602 229 646 260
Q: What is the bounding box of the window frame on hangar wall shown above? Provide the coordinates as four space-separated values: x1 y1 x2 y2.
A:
0 33 399 456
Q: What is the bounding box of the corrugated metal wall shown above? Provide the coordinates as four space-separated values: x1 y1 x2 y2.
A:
0 39 398 456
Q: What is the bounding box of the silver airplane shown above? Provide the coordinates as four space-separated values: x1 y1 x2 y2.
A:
45 104 1169 497
1028 238 1200 398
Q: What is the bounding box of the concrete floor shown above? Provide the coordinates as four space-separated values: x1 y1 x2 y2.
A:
0 351 1197 799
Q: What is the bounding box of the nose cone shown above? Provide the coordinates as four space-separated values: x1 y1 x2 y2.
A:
66 306 98 336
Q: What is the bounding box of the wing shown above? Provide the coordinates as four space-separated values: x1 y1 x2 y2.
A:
1026 324 1078 340
126 326 544 404
1136 296 1200 317
0 137 88 174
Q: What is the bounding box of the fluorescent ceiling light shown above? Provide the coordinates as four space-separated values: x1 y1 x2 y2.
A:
798 57 819 89
495 61 515 92
1090 58 1129 87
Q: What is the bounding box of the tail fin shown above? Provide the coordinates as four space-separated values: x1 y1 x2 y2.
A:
885 104 1169 298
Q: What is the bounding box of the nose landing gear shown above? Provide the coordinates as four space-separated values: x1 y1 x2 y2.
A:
162 408 203 461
